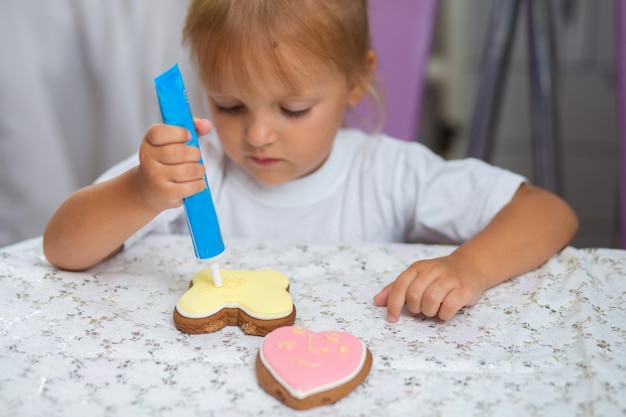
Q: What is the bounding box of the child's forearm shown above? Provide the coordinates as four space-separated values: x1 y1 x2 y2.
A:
43 167 161 271
452 183 578 289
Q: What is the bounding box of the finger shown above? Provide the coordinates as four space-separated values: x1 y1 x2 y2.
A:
156 143 203 166
403 274 433 316
194 117 213 136
160 178 207 208
145 124 191 146
177 177 209 198
385 269 417 323
136 167 207 211
438 287 469 321
373 283 392 306
403 261 449 316
165 161 206 184
420 279 455 318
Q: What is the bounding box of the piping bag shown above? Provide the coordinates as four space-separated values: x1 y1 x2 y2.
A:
154 63 225 287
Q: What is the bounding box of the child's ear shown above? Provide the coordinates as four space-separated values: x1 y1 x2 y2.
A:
347 50 377 106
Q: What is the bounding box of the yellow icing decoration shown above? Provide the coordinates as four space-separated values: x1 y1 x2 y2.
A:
279 341 296 351
325 333 340 343
295 358 322 368
291 326 306 335
176 269 293 319
223 277 245 289
306 333 329 354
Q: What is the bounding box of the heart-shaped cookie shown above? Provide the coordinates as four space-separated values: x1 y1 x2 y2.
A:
256 326 372 409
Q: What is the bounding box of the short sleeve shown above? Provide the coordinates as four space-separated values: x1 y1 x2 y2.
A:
413 156 526 243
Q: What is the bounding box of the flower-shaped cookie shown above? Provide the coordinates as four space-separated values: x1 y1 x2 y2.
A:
173 269 296 336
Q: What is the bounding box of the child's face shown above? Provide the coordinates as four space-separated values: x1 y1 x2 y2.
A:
204 58 364 185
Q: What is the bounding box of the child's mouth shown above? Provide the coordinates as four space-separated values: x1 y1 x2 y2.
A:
249 155 281 167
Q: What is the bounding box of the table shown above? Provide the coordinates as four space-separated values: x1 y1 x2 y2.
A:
1 235 625 416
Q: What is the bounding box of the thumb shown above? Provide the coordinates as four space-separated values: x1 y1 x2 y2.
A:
193 117 213 136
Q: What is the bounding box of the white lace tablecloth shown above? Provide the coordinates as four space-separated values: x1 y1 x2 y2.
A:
1 235 625 417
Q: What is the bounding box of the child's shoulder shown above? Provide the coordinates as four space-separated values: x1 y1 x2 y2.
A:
340 128 434 150
338 128 441 167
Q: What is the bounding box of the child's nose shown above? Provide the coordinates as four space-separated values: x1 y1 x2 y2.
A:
245 116 277 148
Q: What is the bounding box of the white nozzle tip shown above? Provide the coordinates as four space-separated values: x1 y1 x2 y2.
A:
210 263 222 287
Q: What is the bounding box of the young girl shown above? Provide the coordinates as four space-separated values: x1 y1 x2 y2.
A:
43 0 578 322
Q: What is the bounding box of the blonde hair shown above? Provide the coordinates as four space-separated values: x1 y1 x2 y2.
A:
183 0 382 130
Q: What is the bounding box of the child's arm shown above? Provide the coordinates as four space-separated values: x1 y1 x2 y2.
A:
43 118 213 271
373 183 578 322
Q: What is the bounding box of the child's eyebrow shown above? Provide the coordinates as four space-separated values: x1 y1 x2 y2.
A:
206 83 322 101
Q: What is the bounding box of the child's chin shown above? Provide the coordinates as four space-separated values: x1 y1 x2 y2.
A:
247 165 319 185
250 171 293 185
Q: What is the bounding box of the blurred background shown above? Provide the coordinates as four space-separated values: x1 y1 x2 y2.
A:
0 0 621 248
420 0 620 249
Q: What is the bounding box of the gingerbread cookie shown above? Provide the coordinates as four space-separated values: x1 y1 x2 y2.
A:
256 326 372 410
173 268 296 336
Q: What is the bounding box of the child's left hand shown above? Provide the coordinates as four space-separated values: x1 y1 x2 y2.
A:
373 253 487 322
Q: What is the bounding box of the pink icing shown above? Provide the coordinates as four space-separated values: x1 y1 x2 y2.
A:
259 326 366 399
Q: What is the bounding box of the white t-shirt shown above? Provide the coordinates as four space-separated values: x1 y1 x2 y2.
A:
98 128 526 246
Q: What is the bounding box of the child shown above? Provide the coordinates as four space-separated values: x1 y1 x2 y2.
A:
43 0 578 322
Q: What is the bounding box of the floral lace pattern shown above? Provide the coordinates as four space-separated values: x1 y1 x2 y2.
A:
1 235 625 416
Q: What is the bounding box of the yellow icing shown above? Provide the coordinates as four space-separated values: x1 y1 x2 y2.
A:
176 269 293 319
294 358 322 368
279 340 296 351
324 333 340 343
306 333 329 354
291 326 306 335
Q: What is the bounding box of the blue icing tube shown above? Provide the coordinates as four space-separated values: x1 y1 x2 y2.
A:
154 63 224 286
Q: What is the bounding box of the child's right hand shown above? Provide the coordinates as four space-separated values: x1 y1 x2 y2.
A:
135 118 213 212
44 117 214 271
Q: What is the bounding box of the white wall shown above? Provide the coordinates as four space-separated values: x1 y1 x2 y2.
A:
0 0 207 247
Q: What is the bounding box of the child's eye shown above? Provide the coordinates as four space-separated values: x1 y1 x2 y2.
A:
216 104 245 115
281 108 310 119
